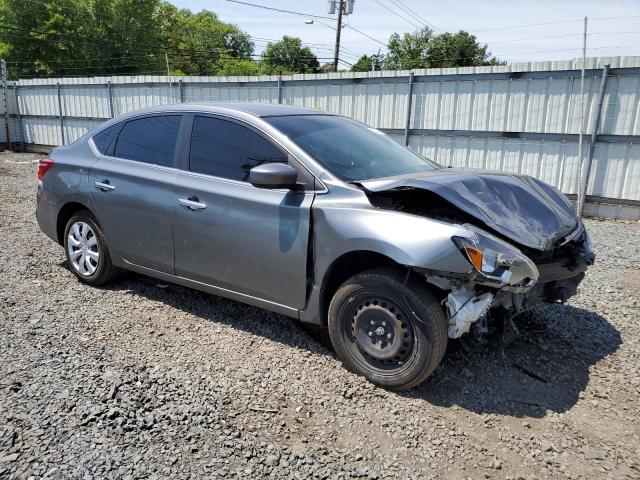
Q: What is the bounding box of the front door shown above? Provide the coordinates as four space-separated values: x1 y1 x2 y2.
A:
173 115 313 309
89 114 183 273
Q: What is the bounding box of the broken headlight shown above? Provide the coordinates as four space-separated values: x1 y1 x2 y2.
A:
452 224 539 289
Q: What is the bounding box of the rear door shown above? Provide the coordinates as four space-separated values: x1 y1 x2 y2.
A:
173 115 314 308
89 114 184 273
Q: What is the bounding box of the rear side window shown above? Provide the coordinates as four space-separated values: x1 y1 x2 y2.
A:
92 123 121 154
189 116 287 181
114 115 182 167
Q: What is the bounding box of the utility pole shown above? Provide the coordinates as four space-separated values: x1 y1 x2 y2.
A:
576 16 587 211
165 51 173 101
333 0 344 72
372 48 381 72
1 59 11 150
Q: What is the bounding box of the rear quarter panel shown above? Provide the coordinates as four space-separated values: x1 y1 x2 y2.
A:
36 140 97 244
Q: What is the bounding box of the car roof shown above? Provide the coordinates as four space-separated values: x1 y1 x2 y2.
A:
114 102 337 119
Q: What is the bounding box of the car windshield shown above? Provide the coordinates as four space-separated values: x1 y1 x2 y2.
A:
264 115 439 181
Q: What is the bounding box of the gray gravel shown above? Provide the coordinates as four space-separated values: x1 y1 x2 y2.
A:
1 150 639 479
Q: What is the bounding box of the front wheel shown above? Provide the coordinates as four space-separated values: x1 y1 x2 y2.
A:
328 269 448 390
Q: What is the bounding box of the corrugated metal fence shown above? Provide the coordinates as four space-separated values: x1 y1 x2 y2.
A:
2 56 640 204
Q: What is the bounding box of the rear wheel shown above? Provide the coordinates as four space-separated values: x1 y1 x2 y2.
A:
63 211 119 285
328 269 448 390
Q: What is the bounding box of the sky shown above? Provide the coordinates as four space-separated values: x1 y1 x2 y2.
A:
171 0 640 67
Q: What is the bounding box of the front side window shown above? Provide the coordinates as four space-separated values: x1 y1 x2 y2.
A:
189 116 287 181
114 115 182 167
92 123 121 154
264 115 439 182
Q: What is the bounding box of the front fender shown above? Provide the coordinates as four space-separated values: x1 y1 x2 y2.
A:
313 204 473 280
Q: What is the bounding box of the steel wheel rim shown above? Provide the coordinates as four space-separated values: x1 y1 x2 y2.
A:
349 297 416 371
67 221 99 276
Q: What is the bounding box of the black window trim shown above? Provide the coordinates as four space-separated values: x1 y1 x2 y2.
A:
91 113 187 171
182 113 321 192
90 121 124 157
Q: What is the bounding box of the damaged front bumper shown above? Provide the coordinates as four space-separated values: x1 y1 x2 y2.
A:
418 224 594 339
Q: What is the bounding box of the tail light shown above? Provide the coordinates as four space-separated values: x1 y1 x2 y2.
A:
37 158 54 181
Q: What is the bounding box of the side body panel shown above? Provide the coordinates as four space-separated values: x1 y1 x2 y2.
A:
173 171 313 309
300 182 473 324
88 158 177 273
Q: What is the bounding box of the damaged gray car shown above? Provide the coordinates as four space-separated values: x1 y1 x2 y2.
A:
36 104 595 390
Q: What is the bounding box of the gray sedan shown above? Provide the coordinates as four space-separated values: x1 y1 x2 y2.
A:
36 103 594 390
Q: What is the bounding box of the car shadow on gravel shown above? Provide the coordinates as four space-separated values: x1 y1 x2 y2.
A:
94 271 334 353
80 265 621 419
403 304 622 418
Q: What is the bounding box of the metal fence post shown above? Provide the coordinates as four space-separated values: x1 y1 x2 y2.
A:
57 82 65 145
107 81 114 118
403 71 415 146
1 59 11 150
277 75 283 104
577 64 610 216
13 82 24 150
179 79 184 103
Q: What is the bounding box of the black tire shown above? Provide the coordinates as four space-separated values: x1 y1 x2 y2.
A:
63 210 119 286
328 268 448 390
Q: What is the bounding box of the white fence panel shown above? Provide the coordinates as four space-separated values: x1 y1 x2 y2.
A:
2 57 640 201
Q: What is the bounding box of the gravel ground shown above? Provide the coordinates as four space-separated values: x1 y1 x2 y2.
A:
1 150 639 480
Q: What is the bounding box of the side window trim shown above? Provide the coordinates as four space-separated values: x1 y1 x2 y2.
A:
104 122 124 157
90 122 124 156
186 113 318 191
110 114 185 169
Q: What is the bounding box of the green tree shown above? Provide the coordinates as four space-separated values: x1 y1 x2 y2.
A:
0 0 257 78
0 0 162 77
384 28 434 70
260 36 319 75
383 28 502 70
351 52 384 72
351 55 372 72
428 31 504 67
156 2 255 76
215 58 260 76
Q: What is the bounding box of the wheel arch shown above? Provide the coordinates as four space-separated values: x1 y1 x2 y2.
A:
56 202 94 245
319 250 405 328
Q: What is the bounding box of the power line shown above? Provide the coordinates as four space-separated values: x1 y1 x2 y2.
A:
589 15 640 21
9 51 354 74
0 25 259 61
0 22 364 67
504 45 636 56
9 0 366 60
485 31 640 44
222 0 389 49
469 18 583 33
250 38 361 60
223 0 333 20
7 54 160 65
385 0 441 32
371 0 422 30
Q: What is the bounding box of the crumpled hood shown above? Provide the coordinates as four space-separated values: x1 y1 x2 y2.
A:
360 168 579 251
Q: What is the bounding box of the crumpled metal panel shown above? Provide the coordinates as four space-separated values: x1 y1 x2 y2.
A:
360 167 579 251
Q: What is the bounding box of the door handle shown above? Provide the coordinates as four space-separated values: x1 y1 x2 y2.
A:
95 180 115 191
178 197 207 210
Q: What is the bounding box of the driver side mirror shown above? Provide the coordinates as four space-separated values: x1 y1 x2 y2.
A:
248 163 298 189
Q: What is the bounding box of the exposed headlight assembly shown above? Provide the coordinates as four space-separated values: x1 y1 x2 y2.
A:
452 224 539 290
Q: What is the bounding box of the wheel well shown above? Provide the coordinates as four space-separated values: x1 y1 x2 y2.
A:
56 202 90 245
319 251 402 327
